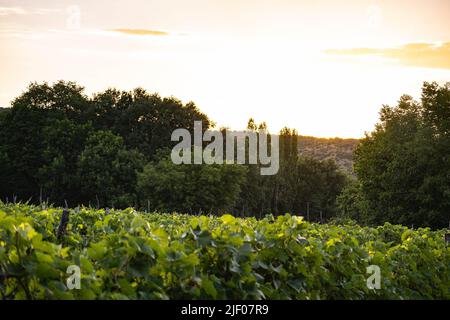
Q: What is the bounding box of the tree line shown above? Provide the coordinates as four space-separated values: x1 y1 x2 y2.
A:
1 80 448 228
0 81 346 220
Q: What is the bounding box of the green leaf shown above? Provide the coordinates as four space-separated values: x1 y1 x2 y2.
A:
202 278 217 298
220 214 236 225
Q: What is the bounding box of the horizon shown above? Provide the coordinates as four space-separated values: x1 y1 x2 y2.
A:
1 0 450 138
0 84 365 140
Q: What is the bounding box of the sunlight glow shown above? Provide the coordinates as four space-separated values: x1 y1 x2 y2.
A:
1 0 449 137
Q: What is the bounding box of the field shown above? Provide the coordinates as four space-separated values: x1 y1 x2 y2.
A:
0 203 448 300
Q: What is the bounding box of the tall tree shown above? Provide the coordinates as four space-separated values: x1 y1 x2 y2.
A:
353 82 450 228
37 119 93 205
0 105 52 200
77 131 145 208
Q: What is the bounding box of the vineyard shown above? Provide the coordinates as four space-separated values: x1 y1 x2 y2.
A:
0 203 448 300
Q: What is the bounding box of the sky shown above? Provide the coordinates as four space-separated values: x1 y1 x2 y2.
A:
1 0 449 138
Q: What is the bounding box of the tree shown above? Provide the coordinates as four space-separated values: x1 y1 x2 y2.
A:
37 119 93 205
91 88 212 159
12 81 90 122
353 82 450 228
77 131 145 208
0 105 52 200
137 151 247 213
235 120 347 219
336 178 370 222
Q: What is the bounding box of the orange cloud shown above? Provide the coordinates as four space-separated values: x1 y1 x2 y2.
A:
109 28 169 36
325 42 450 70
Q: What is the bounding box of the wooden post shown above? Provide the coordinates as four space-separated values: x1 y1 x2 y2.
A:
57 209 70 241
307 202 310 221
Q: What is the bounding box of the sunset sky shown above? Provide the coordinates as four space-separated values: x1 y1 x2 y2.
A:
1 0 450 137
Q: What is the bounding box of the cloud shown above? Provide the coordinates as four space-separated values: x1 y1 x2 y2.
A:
109 29 169 36
325 42 450 70
0 7 26 16
0 6 64 16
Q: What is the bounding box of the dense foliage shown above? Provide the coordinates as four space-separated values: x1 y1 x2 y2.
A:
0 81 347 219
0 81 211 207
0 203 448 300
137 152 247 213
340 82 450 229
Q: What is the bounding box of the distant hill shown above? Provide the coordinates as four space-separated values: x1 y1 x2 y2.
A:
297 136 360 174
